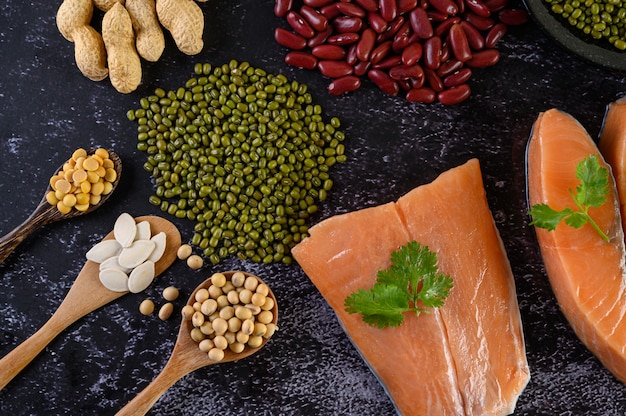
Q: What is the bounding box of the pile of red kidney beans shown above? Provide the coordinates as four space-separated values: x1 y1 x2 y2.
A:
273 0 528 105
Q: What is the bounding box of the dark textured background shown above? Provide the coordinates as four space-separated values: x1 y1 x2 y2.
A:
1 1 625 415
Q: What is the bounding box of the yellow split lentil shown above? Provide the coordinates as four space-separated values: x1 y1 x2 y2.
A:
47 148 117 214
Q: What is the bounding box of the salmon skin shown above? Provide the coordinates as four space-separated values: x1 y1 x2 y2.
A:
292 159 530 416
527 108 626 384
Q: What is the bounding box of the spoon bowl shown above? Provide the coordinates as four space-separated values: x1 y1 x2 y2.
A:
0 215 181 390
116 270 278 416
0 149 122 265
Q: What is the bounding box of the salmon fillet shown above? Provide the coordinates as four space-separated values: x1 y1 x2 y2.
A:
292 159 529 415
599 96 626 232
527 109 626 383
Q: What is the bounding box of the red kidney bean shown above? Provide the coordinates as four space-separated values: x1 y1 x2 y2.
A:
423 36 442 69
335 2 367 17
333 16 364 33
275 28 307 50
428 10 449 21
437 84 471 105
483 0 508 12
346 43 359 65
372 55 402 69
355 0 379 12
274 0 526 104
312 44 347 60
454 0 466 14
397 0 418 13
368 13 388 33
368 69 400 96
389 64 424 80
430 0 459 15
300 5 329 32
463 12 495 30
354 60 372 76
285 51 318 69
460 21 485 50
440 41 451 61
327 32 361 45
437 58 463 76
424 68 444 91
328 75 362 95
402 42 423 65
434 16 460 37
393 33 411 54
443 67 472 86
464 0 491 17
307 25 333 47
320 4 341 19
356 28 376 61
370 40 393 63
287 11 316 38
378 15 406 41
448 23 472 62
409 7 433 38
379 0 398 21
302 0 334 7
318 60 354 78
410 74 425 88
485 22 507 48
497 9 529 25
303 0 334 7
406 87 436 103
274 0 293 18
465 48 499 67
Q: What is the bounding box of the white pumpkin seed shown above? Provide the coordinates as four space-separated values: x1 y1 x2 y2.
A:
147 232 166 263
128 260 155 293
99 256 132 274
86 239 122 263
114 212 137 248
134 220 152 241
99 268 129 292
118 240 156 269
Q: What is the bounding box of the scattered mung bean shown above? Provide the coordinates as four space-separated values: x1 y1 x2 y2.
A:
128 60 345 265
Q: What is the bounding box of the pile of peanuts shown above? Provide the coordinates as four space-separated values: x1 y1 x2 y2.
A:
56 0 206 93
183 272 278 362
274 0 528 104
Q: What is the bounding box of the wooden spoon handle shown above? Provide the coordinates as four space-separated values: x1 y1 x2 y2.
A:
0 313 68 390
115 356 192 416
0 199 58 264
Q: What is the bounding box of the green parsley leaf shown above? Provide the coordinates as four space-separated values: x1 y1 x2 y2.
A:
344 241 453 329
529 155 610 242
345 286 410 329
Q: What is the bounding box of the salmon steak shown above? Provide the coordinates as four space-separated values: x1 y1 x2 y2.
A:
292 159 530 415
527 108 626 384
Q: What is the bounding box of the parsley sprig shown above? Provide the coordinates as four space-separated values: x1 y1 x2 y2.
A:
528 155 610 242
344 241 453 329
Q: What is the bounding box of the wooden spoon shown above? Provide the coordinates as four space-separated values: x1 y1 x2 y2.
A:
0 215 181 390
0 149 122 265
116 271 279 416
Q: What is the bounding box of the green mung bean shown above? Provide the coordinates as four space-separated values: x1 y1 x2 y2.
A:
545 0 626 50
128 60 346 264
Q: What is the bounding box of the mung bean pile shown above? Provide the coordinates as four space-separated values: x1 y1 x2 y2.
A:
545 0 626 50
127 60 346 265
